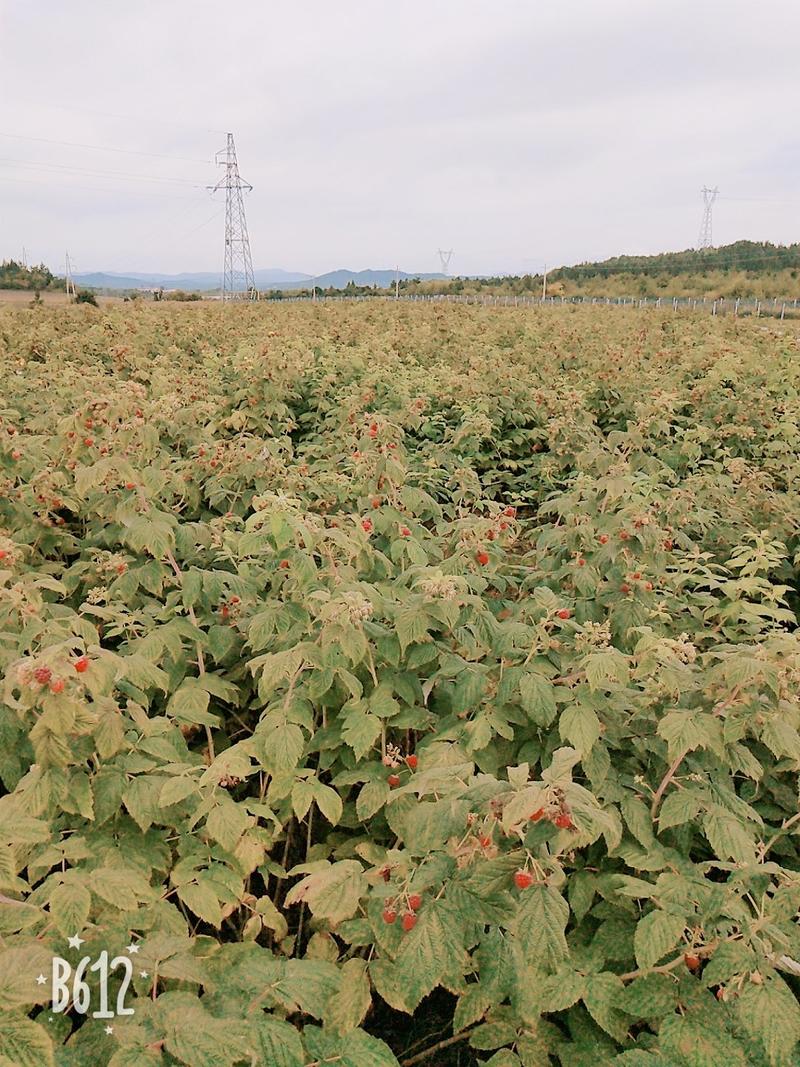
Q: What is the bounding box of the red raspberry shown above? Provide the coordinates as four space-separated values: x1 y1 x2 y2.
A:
401 912 417 932
382 908 397 925
476 550 489 566
514 870 533 889
406 754 418 770
556 609 571 620
74 655 90 673
408 893 422 911
388 774 400 787
34 666 52 685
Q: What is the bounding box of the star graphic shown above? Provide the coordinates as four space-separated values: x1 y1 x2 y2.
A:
126 943 140 954
104 1025 114 1036
139 970 149 979
67 934 85 950
36 974 47 986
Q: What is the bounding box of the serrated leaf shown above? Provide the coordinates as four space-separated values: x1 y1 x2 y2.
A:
284 860 366 924
704 809 756 864
735 976 800 1066
325 958 372 1035
177 879 223 927
634 910 686 969
253 1016 304 1067
514 886 569 972
255 723 305 773
356 779 389 820
48 881 91 937
559 702 601 753
371 900 466 1013
311 780 343 826
659 1012 747 1067
0 1016 54 1067
519 672 557 726
159 775 198 807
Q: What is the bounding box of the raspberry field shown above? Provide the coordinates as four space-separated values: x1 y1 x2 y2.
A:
1 301 799 1067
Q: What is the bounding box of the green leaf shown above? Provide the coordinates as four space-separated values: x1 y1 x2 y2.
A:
48 881 91 937
342 708 382 760
91 866 153 910
583 972 628 1042
396 604 431 651
162 1002 252 1066
311 780 343 826
255 723 305 773
703 809 756 864
658 789 703 831
0 1016 54 1067
634 910 686 969
167 682 219 727
559 702 601 753
177 879 223 927
159 776 198 807
108 1051 163 1067
514 886 569 972
659 1012 747 1067
284 860 366 924
735 976 800 1066
519 672 557 726
356 779 389 820
371 900 466 1013
253 1016 304 1067
206 796 252 851
325 958 372 1035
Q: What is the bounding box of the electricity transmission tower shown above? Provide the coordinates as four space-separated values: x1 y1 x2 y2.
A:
697 186 719 249
437 248 454 276
209 133 256 301
65 252 76 298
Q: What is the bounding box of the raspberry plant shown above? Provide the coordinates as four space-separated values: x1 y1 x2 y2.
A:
0 302 799 1066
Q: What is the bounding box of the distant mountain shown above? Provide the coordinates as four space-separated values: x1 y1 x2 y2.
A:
282 269 445 290
67 268 444 292
68 268 312 291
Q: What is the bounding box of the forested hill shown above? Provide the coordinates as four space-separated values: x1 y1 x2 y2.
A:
554 241 799 281
400 242 800 300
0 260 63 291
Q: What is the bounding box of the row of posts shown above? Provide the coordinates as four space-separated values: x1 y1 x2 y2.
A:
279 291 797 319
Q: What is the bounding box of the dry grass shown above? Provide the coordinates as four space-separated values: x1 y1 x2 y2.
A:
0 289 122 306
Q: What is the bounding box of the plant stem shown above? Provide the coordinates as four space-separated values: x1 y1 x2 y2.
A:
651 747 690 819
760 810 800 859
400 1027 477 1067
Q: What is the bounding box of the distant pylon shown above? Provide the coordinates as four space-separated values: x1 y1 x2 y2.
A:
65 252 76 298
209 133 256 301
697 187 719 249
437 249 454 276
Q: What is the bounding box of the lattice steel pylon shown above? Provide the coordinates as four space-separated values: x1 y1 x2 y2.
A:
697 186 719 249
209 133 256 301
437 248 454 276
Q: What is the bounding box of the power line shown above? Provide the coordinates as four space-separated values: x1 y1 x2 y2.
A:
0 130 211 164
0 172 203 201
0 157 204 187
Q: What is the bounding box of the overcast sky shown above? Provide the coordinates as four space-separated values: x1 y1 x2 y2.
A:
1 0 798 277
